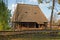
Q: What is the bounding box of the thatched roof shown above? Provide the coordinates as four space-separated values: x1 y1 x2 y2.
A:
12 4 48 24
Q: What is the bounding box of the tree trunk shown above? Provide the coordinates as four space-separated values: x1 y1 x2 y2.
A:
50 0 55 30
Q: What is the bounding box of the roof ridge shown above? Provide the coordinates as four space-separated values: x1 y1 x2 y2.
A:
17 3 38 6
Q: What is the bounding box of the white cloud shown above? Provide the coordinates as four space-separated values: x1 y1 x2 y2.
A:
12 4 17 9
11 1 25 16
12 4 14 12
30 0 37 2
11 1 25 13
11 4 17 16
39 1 52 7
17 2 25 4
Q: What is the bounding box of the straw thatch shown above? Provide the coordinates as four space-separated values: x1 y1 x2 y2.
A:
12 4 48 24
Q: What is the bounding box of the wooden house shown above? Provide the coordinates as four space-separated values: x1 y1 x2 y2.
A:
11 4 48 30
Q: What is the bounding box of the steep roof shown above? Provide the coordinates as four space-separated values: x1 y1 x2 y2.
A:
12 4 48 24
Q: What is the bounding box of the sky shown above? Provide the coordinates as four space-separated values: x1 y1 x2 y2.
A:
8 0 60 20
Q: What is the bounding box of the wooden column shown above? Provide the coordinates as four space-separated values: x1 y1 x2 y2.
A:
27 23 29 28
20 23 22 30
39 24 40 28
13 23 16 31
19 24 21 31
34 23 36 28
17 23 20 31
12 23 14 29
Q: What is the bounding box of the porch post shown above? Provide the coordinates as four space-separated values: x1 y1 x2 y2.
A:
34 23 36 28
27 23 29 28
18 23 20 31
39 24 40 28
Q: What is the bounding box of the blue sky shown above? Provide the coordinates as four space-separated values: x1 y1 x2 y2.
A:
8 0 60 20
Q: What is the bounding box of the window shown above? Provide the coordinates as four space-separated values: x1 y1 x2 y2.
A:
34 11 37 14
25 12 28 13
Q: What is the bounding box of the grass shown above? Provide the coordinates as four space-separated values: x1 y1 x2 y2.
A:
0 32 60 40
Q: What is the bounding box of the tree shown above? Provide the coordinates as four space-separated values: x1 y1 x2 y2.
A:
50 0 55 29
58 12 60 15
0 1 11 30
57 19 60 26
58 0 60 4
38 0 60 4
37 0 60 29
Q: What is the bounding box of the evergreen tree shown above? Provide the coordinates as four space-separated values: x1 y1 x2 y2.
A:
0 1 11 30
